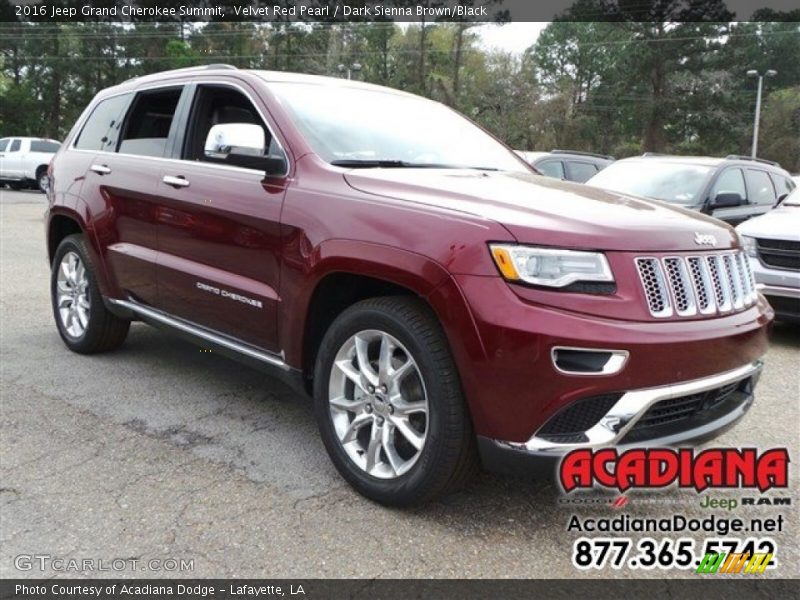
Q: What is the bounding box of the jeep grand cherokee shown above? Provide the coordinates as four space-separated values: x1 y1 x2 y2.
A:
46 65 772 505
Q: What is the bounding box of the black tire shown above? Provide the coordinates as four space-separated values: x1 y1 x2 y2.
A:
313 296 477 506
36 167 49 193
8 182 22 191
51 234 130 354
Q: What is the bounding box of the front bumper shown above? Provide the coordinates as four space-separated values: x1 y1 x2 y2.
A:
450 274 772 444
478 360 762 478
748 255 800 322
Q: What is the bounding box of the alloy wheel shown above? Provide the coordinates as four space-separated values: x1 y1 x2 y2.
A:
328 329 429 479
56 251 90 338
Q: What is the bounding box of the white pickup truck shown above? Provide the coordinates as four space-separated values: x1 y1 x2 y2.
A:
0 137 61 192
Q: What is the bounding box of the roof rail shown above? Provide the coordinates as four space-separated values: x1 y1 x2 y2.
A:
725 154 780 167
641 152 671 157
551 149 615 160
126 63 238 83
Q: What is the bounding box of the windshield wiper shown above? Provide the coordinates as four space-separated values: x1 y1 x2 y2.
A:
330 159 499 170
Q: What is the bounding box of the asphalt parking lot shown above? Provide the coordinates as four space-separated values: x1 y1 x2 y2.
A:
1 188 798 579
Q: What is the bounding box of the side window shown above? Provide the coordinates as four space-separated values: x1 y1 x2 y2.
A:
30 140 61 153
8 139 21 152
536 160 565 179
183 85 280 164
75 93 132 152
710 168 746 201
745 169 777 205
566 161 598 183
0 138 9 152
118 88 183 158
770 173 795 196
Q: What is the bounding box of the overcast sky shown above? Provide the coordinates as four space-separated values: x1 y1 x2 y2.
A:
475 22 548 55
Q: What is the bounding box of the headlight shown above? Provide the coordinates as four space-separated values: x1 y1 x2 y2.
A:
489 244 614 288
740 235 758 258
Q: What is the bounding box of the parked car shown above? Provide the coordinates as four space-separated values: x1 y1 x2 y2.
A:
587 154 796 226
516 150 614 183
0 136 61 192
737 188 800 323
46 65 771 505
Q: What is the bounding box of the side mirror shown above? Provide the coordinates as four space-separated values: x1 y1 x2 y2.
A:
204 123 287 176
775 193 789 207
710 192 744 209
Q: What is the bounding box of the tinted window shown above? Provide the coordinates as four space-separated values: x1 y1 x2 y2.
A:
0 138 8 152
537 160 565 179
119 88 183 158
567 161 598 183
75 93 132 152
30 140 60 153
745 169 776 205
9 139 21 152
770 173 795 196
710 168 746 201
183 85 280 163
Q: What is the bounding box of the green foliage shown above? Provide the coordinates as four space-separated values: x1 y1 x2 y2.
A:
0 17 797 174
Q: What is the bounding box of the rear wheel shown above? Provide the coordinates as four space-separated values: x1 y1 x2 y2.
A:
51 234 130 353
36 167 49 193
314 296 477 505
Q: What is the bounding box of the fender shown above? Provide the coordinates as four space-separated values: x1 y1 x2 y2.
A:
279 238 488 377
47 203 114 297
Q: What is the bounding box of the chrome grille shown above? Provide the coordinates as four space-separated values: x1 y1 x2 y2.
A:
636 251 756 318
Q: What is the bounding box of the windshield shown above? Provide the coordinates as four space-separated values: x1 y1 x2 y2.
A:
587 161 712 205
267 81 528 172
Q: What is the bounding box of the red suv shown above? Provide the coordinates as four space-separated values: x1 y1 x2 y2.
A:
46 65 772 505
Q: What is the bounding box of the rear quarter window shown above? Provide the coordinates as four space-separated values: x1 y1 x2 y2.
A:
74 93 133 152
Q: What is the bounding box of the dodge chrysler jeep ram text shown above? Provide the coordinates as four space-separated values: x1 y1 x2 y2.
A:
46 65 772 505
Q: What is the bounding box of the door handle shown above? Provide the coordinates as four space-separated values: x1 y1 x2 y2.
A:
163 175 190 188
90 164 111 175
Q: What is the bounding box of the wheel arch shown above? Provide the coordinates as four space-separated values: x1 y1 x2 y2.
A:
47 208 113 297
285 240 461 394
48 211 85 264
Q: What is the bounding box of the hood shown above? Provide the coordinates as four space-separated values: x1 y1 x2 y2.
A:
736 205 800 241
344 169 737 252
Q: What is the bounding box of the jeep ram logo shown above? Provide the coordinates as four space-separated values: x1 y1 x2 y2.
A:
694 232 718 246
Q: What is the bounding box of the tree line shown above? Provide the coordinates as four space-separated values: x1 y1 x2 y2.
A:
1 4 798 171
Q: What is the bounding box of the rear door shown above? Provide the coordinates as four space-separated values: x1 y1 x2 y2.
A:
77 85 188 306
153 80 289 353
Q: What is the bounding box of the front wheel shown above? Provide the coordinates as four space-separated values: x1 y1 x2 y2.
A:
313 297 477 506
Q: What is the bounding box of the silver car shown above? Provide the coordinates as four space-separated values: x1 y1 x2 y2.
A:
737 189 800 323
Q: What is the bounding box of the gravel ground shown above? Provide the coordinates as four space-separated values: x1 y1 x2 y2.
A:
1 188 798 579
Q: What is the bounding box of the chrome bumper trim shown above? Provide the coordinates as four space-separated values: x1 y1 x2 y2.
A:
512 360 763 454
551 346 629 376
756 283 800 300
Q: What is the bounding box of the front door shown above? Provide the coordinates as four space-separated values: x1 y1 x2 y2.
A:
154 81 288 354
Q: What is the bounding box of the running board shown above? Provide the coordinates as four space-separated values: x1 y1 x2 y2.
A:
107 298 291 372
